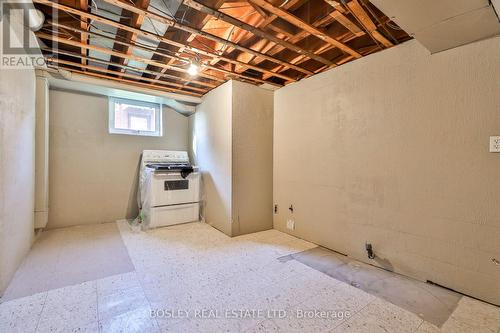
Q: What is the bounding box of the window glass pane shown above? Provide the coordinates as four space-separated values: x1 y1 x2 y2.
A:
109 98 162 137
113 101 156 132
130 116 149 131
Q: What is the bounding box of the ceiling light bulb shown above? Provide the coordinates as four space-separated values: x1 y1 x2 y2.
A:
188 63 199 76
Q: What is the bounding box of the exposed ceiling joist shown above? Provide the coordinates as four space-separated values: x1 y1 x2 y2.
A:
249 0 362 58
98 0 314 75
45 48 208 93
346 0 393 47
34 0 298 82
47 20 281 87
33 0 410 97
36 32 220 88
78 0 88 66
49 65 202 96
48 57 205 95
110 0 151 77
182 0 334 66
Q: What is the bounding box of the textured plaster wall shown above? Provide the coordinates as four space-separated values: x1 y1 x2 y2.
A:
189 81 233 235
0 9 37 294
273 38 500 305
48 89 189 228
189 80 274 236
0 69 36 295
231 81 274 236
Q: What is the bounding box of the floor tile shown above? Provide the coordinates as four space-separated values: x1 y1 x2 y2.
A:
450 297 500 332
98 286 149 321
2 221 499 333
331 298 423 333
37 297 97 332
99 306 159 333
2 223 133 302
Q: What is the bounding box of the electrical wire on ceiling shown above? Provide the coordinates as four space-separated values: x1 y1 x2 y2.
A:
149 3 176 20
386 21 402 31
160 0 176 20
279 0 290 8
89 4 132 20
146 16 162 35
91 0 98 11
43 26 192 69
359 0 398 44
191 35 218 54
46 27 76 40
65 11 100 31
219 25 235 53
218 4 250 10
45 20 182 58
179 6 191 25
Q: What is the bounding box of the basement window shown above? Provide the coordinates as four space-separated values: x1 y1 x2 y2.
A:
109 97 162 137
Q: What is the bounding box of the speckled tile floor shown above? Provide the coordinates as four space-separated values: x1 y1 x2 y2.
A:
0 221 499 333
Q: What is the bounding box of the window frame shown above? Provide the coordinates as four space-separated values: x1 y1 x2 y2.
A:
108 97 163 137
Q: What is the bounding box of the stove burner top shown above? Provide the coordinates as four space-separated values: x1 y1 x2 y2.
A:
146 163 194 178
146 163 192 170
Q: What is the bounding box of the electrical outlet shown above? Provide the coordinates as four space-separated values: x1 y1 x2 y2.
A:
490 136 500 153
286 219 295 230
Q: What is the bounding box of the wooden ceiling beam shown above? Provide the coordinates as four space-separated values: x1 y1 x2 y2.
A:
78 0 88 66
182 0 334 66
150 0 224 85
34 0 297 81
36 32 220 88
227 0 305 71
249 14 335 67
47 64 203 97
346 0 392 47
265 30 357 79
266 18 298 38
44 48 208 93
329 10 364 37
249 0 362 58
47 20 282 87
110 0 151 77
47 57 207 95
257 0 304 29
247 1 268 19
98 0 313 75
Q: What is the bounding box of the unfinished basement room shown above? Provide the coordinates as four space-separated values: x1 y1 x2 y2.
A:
0 0 499 332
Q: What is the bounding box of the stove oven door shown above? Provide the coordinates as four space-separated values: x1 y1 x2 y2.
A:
150 171 200 207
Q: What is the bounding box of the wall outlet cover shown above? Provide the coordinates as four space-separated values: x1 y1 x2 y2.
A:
490 136 500 153
286 219 295 230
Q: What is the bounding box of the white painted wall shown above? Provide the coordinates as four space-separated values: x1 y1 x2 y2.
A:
189 80 274 236
48 89 189 228
189 81 233 235
0 68 36 295
0 7 38 295
274 38 500 305
231 81 274 236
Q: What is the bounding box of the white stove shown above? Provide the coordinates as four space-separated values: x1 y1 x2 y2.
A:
139 150 200 228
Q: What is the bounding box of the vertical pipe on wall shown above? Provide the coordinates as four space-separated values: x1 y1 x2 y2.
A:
34 76 49 229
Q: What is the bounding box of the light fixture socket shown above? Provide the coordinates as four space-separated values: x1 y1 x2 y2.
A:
187 62 199 76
